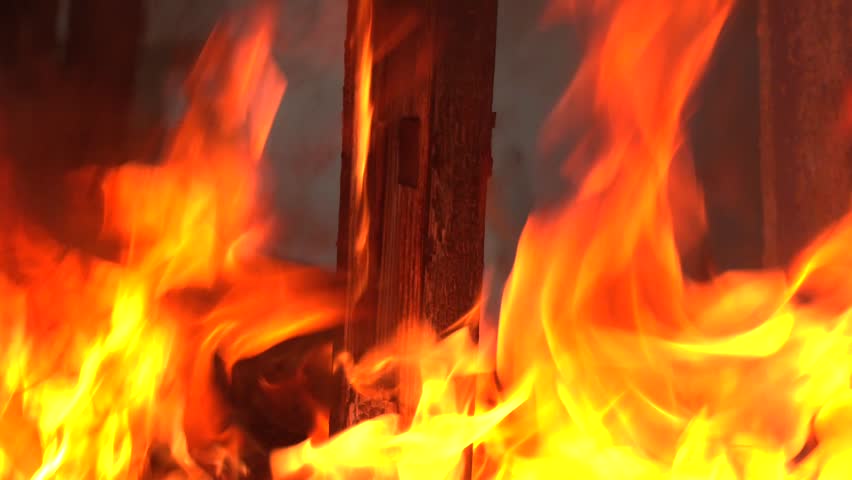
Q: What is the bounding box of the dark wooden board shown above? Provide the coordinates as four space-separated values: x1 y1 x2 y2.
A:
332 0 498 450
758 0 852 266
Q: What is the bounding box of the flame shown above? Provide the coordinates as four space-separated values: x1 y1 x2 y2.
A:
0 6 342 479
3 0 852 478
346 0 375 305
268 0 852 479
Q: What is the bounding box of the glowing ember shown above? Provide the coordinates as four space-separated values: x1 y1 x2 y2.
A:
2 0 852 479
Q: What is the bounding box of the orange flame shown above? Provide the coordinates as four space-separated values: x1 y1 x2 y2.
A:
4 0 852 479
346 0 375 306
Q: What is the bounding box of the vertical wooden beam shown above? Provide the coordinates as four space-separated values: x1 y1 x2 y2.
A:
758 0 852 266
335 0 360 276
333 0 498 437
422 0 496 339
689 0 762 273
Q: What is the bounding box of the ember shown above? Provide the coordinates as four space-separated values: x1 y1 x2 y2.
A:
1 0 851 479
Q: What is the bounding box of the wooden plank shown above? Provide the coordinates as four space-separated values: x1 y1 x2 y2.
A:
372 0 434 418
758 0 852 266
332 0 394 430
0 0 145 261
332 0 498 438
688 0 762 273
335 0 361 274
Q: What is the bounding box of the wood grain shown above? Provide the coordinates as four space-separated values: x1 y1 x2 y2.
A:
333 0 498 449
758 0 852 266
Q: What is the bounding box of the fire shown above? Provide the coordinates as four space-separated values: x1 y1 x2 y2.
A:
0 6 334 479
2 0 851 478
271 0 852 479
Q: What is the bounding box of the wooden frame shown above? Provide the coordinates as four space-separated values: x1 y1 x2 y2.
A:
333 0 498 433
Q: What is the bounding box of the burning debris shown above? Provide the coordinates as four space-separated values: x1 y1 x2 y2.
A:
1 0 852 479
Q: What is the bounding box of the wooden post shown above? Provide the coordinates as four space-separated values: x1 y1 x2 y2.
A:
758 0 852 266
0 0 146 263
688 0 762 274
333 0 498 435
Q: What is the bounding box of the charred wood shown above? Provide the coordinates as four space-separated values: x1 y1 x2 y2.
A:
332 0 498 455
